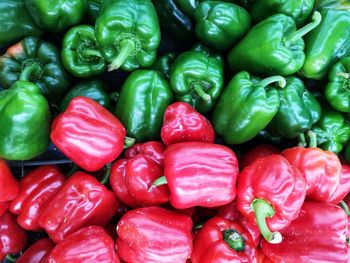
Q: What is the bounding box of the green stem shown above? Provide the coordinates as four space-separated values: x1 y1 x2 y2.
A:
298 133 307 147
251 198 282 244
100 163 112 185
337 72 350 79
347 237 350 246
81 49 103 58
193 222 204 231
20 63 42 81
307 130 317 148
149 176 167 191
340 201 350 216
123 136 135 149
108 39 135 71
192 83 211 102
6 254 17 262
66 164 80 178
110 92 119 102
223 229 245 252
257 76 286 88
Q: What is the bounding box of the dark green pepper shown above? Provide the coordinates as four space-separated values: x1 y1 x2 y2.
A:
228 11 322 76
95 0 161 71
0 36 71 102
115 70 173 142
169 51 224 113
87 0 103 21
268 77 321 139
176 0 233 18
191 43 224 66
0 0 43 48
62 25 106 78
0 80 51 160
194 1 251 51
212 72 285 144
151 53 176 80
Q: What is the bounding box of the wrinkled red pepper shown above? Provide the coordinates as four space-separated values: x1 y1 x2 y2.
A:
328 163 350 204
38 171 119 243
116 207 193 263
237 154 306 244
110 141 170 208
17 238 54 263
0 159 19 203
51 96 127 172
239 144 280 170
9 165 65 231
161 102 215 145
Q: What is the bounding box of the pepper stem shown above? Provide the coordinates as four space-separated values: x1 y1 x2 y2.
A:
81 49 103 58
124 136 136 149
307 130 317 148
340 201 350 216
108 39 135 71
337 72 350 79
298 133 307 147
20 63 42 81
257 76 286 88
251 198 282 244
110 92 119 102
5 254 17 262
149 176 168 191
284 11 322 44
100 163 112 185
223 229 245 252
66 164 80 178
192 82 211 102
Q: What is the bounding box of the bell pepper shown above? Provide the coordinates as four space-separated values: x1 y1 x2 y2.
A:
115 70 173 142
228 11 322 76
95 0 161 71
0 211 28 261
48 226 119 262
62 25 106 78
51 96 127 172
25 0 87 32
327 163 350 204
191 42 224 66
268 76 321 139
151 52 176 80
0 159 19 203
9 165 65 231
194 1 251 51
239 144 280 170
0 202 8 217
191 217 258 263
116 206 193 263
237 154 306 244
109 141 170 208
257 249 273 263
176 0 233 18
87 0 103 21
212 71 285 144
38 171 119 243
0 36 71 102
261 202 350 262
17 238 54 263
161 102 215 145
0 81 51 160
169 51 224 113
0 0 42 48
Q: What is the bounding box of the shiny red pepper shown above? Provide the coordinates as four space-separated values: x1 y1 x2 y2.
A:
116 207 193 263
328 164 350 204
0 159 19 203
9 165 65 231
17 238 54 263
110 141 170 208
257 249 273 263
50 96 127 172
261 202 350 263
237 154 306 244
0 202 8 217
239 144 280 170
38 171 119 243
161 102 215 145
191 217 258 263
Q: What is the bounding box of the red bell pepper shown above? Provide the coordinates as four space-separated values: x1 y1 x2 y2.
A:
327 163 350 204
161 102 215 145
239 144 280 170
9 165 65 231
237 154 306 244
191 217 258 263
48 225 119 262
50 96 128 172
0 159 19 202
116 207 193 263
17 238 54 263
110 141 170 208
0 202 8 217
257 250 273 263
261 202 350 262
0 211 28 261
38 171 119 243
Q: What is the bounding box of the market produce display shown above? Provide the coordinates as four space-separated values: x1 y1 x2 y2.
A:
0 0 350 262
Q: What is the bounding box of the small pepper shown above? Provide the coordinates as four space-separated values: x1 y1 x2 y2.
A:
0 160 19 203
17 238 55 263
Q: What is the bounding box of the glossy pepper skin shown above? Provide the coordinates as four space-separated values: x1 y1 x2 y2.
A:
191 217 258 263
191 42 225 66
38 172 119 243
115 70 173 142
261 202 350 263
0 81 51 160
212 71 285 145
62 25 106 78
51 97 126 172
176 0 233 18
0 0 42 48
228 12 322 76
239 144 280 170
327 164 350 204
194 1 251 51
9 165 65 231
237 154 306 244
48 226 119 263
170 51 224 113
95 0 161 71
268 77 321 139
17 238 54 263
0 160 19 204
116 207 193 263
0 36 71 102
25 0 87 32
151 52 176 80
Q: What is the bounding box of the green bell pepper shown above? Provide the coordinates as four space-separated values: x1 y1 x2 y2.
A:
0 0 43 48
0 36 71 102
176 0 233 18
191 43 224 66
115 70 173 142
0 80 51 160
95 0 161 71
228 11 322 76
194 1 251 51
62 25 106 78
212 72 285 144
169 50 224 113
268 77 321 139
151 53 176 80
25 0 87 32
87 0 103 21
